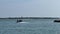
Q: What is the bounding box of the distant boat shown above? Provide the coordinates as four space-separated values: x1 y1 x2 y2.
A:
54 19 60 22
17 19 22 23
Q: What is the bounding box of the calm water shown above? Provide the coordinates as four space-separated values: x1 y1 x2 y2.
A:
0 19 60 34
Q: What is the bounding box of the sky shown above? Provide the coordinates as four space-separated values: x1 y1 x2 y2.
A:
0 0 60 17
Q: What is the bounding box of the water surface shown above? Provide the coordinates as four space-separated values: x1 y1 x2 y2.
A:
0 19 60 34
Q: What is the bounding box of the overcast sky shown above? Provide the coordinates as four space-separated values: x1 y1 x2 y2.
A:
0 0 60 17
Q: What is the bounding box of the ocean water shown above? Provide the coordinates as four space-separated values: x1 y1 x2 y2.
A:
0 19 60 34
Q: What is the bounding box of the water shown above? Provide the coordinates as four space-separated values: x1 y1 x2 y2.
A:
0 19 60 34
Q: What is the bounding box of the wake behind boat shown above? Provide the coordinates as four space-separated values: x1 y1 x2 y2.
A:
18 22 29 23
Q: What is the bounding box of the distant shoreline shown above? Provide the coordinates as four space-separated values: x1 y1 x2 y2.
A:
0 17 59 19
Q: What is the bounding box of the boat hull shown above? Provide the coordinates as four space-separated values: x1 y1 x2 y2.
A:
54 20 60 22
